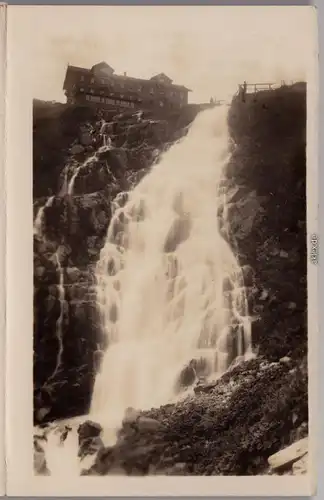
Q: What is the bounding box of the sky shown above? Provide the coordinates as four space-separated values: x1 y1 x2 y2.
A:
8 5 317 104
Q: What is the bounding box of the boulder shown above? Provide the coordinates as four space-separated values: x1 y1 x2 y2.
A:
66 267 82 283
268 437 308 472
80 132 93 146
78 420 103 441
70 144 85 155
136 416 164 433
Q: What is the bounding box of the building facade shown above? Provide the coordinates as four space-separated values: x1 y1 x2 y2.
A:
63 62 191 111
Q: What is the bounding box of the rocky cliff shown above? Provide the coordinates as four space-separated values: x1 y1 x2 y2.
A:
34 83 308 475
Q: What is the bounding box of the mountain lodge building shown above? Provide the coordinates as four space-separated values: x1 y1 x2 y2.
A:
63 62 192 111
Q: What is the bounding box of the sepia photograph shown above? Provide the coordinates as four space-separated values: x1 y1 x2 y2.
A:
5 4 318 496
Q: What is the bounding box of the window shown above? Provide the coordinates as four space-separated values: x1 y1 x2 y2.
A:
101 79 105 84
91 78 95 84
80 88 84 92
80 75 85 81
90 88 94 94
86 95 90 101
150 88 154 95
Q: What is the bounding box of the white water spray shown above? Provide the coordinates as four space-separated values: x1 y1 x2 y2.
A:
91 106 252 436
34 195 55 238
48 251 66 380
40 425 82 477
67 144 112 195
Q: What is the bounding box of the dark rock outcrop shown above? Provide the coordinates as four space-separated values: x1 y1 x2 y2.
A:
223 82 307 361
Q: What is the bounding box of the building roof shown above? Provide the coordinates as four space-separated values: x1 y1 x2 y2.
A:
150 73 173 84
63 64 192 92
91 61 115 74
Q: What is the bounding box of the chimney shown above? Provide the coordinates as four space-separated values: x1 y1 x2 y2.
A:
124 72 127 77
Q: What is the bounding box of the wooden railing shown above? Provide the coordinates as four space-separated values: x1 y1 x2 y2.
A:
238 80 299 94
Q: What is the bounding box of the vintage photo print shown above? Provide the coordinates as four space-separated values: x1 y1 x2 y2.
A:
5 4 318 496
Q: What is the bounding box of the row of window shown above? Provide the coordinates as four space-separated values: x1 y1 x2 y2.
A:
85 94 136 108
78 86 140 102
78 75 182 99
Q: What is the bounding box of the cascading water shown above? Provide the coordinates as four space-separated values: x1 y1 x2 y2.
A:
33 195 55 238
67 144 112 195
91 106 252 438
48 251 66 381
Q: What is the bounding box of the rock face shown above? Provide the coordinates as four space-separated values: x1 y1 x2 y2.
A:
224 83 307 361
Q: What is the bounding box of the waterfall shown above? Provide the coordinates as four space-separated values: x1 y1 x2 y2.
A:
91 106 252 437
48 251 65 381
67 144 112 195
40 425 82 477
33 195 54 238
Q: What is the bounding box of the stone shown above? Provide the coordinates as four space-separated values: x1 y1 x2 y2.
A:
66 267 82 283
34 265 46 279
78 420 103 440
178 363 196 389
166 462 187 475
194 381 217 394
79 435 104 459
36 407 51 422
80 132 93 146
241 264 254 287
268 437 308 472
279 356 291 364
70 144 85 155
259 289 269 301
136 416 164 432
122 407 141 426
